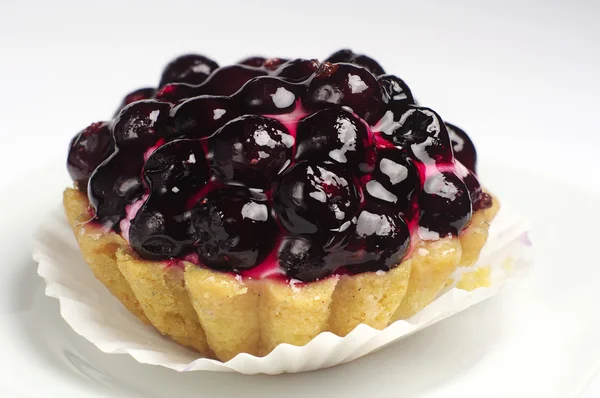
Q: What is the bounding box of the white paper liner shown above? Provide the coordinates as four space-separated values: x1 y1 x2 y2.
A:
33 202 533 375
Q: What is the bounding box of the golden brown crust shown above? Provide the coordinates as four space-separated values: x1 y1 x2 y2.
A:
63 189 150 324
63 187 498 361
116 249 212 356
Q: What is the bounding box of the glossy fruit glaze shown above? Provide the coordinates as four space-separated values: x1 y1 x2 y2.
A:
67 49 491 282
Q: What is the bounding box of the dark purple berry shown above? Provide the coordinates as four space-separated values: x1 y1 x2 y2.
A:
201 65 267 96
263 58 288 70
234 76 304 114
365 148 420 210
272 59 320 81
159 54 219 87
325 49 386 76
143 139 210 208
273 162 359 244
155 83 201 104
238 56 267 67
172 95 238 139
304 62 382 123
129 139 210 260
385 105 453 165
190 188 277 271
278 236 339 281
455 162 492 211
129 208 193 260
88 150 145 229
446 123 477 173
343 202 410 273
418 171 472 237
112 100 174 147
114 87 157 116
378 74 414 105
295 106 372 169
210 115 294 188
67 121 115 191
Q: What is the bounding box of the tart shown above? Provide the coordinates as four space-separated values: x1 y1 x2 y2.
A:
64 50 499 361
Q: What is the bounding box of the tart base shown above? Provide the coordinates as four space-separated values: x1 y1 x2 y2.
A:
63 188 498 361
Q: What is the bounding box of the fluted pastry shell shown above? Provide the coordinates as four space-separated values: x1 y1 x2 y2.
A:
63 187 498 361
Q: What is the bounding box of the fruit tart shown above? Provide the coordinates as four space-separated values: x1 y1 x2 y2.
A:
64 49 499 361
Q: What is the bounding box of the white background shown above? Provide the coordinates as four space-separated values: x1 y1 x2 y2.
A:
1 0 599 396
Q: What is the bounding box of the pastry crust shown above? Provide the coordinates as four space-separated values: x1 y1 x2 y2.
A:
63 187 498 361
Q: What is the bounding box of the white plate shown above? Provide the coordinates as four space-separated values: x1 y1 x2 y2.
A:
1 160 599 398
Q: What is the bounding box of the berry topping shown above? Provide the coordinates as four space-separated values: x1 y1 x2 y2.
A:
295 106 372 169
418 171 472 238
88 150 146 228
273 162 359 242
114 87 157 115
304 62 382 123
210 115 294 188
455 162 492 211
446 122 477 173
344 202 410 273
201 65 267 96
384 105 453 165
325 49 386 76
129 139 210 260
365 148 420 210
235 76 304 114
113 100 174 147
67 121 115 191
278 236 338 282
172 95 238 139
67 51 491 282
190 188 277 271
155 83 200 104
272 58 320 82
159 54 219 87
238 56 267 67
378 75 414 105
142 139 210 208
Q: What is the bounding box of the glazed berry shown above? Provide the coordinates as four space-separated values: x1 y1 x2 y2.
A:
155 83 201 104
272 59 320 82
278 237 339 281
67 121 114 191
238 56 267 67
210 115 294 188
446 123 477 172
273 162 359 243
304 62 382 123
114 87 156 116
129 139 210 260
263 58 288 70
190 188 277 271
418 171 472 237
143 139 210 208
129 208 193 260
344 202 410 273
172 95 238 139
455 162 492 211
295 106 372 169
159 54 219 87
378 75 414 105
325 49 386 76
112 100 174 147
88 151 145 228
365 148 420 210
201 65 267 96
235 76 304 114
387 105 453 165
